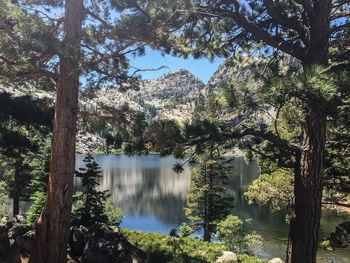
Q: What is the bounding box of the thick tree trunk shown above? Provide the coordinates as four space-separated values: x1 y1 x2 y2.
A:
287 109 326 263
286 2 331 262
29 1 83 262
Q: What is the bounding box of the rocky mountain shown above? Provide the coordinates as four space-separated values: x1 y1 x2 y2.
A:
80 69 206 121
0 63 230 153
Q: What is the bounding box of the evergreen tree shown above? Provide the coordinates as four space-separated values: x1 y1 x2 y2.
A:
26 191 46 225
26 140 51 225
0 92 52 217
29 139 51 193
185 149 234 242
3 155 31 216
72 154 122 228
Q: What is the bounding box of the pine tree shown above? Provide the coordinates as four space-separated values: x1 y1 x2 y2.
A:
26 140 51 225
185 150 234 242
0 93 52 217
72 154 119 228
26 191 46 225
3 156 31 216
30 139 51 193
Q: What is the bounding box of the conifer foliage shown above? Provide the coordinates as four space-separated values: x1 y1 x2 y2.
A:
72 154 122 228
26 140 51 224
185 151 234 242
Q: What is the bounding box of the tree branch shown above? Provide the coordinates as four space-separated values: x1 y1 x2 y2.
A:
225 126 301 153
294 0 315 18
196 2 307 61
86 40 137 67
263 0 309 46
0 21 22 45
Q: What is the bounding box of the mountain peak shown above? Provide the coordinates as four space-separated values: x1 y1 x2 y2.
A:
151 69 205 86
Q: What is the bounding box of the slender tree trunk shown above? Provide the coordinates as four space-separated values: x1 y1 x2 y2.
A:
12 195 19 217
203 224 211 242
29 1 83 262
12 162 20 217
286 2 331 262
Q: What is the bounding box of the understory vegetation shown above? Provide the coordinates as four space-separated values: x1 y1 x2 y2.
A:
123 230 266 263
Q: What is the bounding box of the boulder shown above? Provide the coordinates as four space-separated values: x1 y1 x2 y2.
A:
12 215 25 225
216 251 238 263
329 221 350 248
68 224 147 263
69 225 89 257
0 223 21 263
0 223 11 262
1 217 13 229
268 258 284 263
8 224 35 255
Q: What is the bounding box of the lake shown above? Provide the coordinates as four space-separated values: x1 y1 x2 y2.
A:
75 154 350 262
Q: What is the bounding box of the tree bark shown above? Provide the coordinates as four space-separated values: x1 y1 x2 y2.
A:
286 2 331 262
12 195 19 217
287 109 327 263
203 224 211 242
29 1 83 262
12 161 20 217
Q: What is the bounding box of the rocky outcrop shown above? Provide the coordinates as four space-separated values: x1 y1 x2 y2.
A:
216 251 238 263
69 224 147 263
0 219 21 263
8 224 34 255
329 221 350 248
0 219 146 263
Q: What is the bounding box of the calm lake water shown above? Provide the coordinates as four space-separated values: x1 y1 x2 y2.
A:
75 154 350 262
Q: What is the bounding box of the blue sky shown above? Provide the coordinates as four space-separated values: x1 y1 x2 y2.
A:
129 47 223 84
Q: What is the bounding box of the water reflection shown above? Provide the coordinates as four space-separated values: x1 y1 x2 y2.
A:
75 154 350 262
76 154 192 229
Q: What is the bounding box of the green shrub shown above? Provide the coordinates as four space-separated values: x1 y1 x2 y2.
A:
242 232 264 256
178 222 193 238
216 215 244 252
216 215 264 256
123 229 266 263
104 197 123 225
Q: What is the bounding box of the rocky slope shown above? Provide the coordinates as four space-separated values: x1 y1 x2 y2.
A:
0 64 230 153
80 69 206 121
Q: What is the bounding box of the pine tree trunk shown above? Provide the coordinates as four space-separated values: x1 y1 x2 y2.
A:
286 2 331 262
12 195 19 217
29 1 83 262
287 109 326 263
12 162 20 217
203 224 211 242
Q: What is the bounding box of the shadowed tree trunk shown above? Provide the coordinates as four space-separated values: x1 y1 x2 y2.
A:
12 195 19 217
286 2 331 262
12 161 20 217
288 109 327 263
203 223 211 242
29 0 84 262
